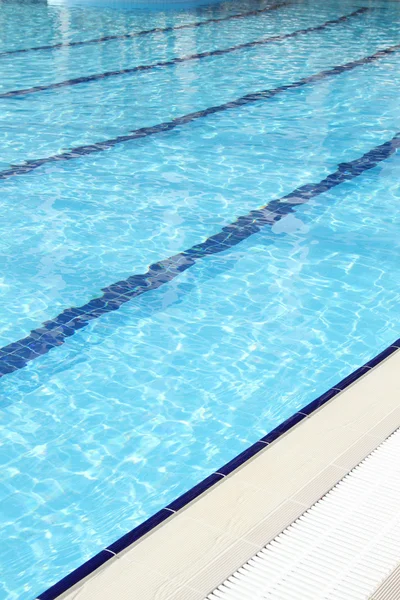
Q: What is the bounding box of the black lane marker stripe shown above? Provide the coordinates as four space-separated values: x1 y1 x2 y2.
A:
0 8 368 100
1 132 399 379
0 2 288 58
1 37 398 183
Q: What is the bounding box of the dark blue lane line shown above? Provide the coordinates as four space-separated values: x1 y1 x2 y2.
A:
0 2 288 59
1 132 399 380
0 8 368 100
1 37 399 183
36 338 400 600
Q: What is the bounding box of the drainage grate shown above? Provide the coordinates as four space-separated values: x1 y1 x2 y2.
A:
206 429 400 600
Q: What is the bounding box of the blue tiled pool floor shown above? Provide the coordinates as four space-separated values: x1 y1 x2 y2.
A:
0 0 399 597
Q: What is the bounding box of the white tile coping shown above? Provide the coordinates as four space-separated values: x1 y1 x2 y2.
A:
58 348 400 600
207 426 400 600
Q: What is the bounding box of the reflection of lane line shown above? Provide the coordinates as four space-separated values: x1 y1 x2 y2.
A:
0 37 399 182
0 2 288 58
1 132 399 379
0 8 368 99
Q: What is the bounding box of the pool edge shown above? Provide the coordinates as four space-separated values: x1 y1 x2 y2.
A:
36 338 400 600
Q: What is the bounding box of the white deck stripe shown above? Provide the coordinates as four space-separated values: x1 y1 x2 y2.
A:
206 429 400 600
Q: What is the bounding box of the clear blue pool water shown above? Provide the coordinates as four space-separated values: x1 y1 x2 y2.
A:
0 0 400 597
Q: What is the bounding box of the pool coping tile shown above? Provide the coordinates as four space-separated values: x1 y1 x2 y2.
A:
36 339 400 599
37 551 113 600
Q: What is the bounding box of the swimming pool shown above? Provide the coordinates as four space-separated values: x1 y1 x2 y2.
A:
0 0 400 597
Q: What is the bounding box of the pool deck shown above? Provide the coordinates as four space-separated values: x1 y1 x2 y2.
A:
58 348 400 600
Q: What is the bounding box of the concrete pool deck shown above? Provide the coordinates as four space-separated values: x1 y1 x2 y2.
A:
58 349 400 600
